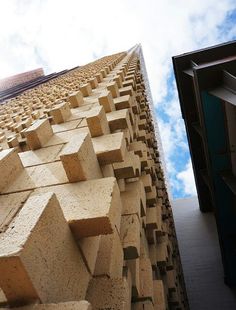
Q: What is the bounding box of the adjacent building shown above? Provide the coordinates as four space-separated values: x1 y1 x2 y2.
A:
173 41 236 286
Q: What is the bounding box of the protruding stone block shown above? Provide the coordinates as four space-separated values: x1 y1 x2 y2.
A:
25 119 53 150
127 258 140 298
153 280 166 310
7 301 92 310
86 106 110 137
86 277 131 310
78 236 101 274
0 149 23 193
113 75 122 88
0 192 90 305
94 229 123 278
95 73 103 83
60 132 102 182
107 81 119 98
68 91 84 108
113 151 141 179
140 174 152 192
114 95 132 110
107 109 132 136
80 83 92 97
139 258 154 302
49 102 72 124
98 90 115 112
88 77 98 89
121 214 140 259
92 132 126 165
34 177 122 238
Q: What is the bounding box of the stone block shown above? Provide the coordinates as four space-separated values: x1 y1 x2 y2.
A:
7 301 92 310
139 258 154 302
126 259 140 298
156 242 168 266
146 207 158 230
101 164 115 177
131 301 154 310
113 75 122 88
121 189 141 218
86 276 131 310
7 136 19 148
33 177 122 238
60 132 102 182
86 106 110 137
107 81 119 98
0 191 32 234
0 192 90 305
107 109 133 138
98 90 115 112
140 174 152 192
88 77 98 89
92 132 126 165
25 119 53 150
146 186 157 205
126 180 146 217
114 95 132 110
0 149 23 193
80 84 92 97
113 151 140 179
94 229 123 278
119 86 134 97
68 91 84 108
49 102 71 124
153 280 166 310
19 145 63 168
78 236 101 274
95 73 103 83
121 214 140 259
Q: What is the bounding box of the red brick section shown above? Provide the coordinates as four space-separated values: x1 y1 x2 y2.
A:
0 68 44 91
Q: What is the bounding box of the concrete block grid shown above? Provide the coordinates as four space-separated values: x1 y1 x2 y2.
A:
0 48 188 309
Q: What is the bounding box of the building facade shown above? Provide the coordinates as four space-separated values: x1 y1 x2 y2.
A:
0 46 188 309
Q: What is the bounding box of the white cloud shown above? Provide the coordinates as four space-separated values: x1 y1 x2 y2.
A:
177 160 197 196
0 0 235 197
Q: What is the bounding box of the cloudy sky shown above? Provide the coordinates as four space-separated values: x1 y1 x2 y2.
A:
1 0 236 198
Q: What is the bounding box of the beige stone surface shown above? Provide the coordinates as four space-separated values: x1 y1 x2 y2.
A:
131 301 154 310
2 161 68 194
19 145 64 167
121 214 140 259
98 90 115 112
60 132 102 182
0 148 23 193
25 119 53 150
140 174 152 192
107 81 119 98
127 258 140 298
125 180 146 217
52 119 83 134
94 229 123 278
0 191 32 233
153 280 166 310
80 84 92 97
33 177 122 238
49 102 72 124
92 132 126 165
68 90 84 108
107 109 132 136
85 105 109 136
121 188 141 218
86 276 131 310
113 151 140 179
43 128 89 147
139 258 154 302
78 236 101 274
0 192 90 305
6 301 92 310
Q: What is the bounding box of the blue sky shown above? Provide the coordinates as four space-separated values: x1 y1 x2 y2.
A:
1 0 236 199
